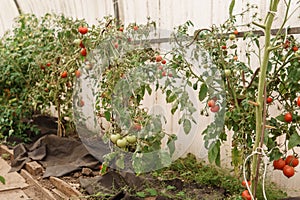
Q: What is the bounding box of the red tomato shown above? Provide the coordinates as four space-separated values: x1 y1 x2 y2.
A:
285 155 299 167
162 71 167 77
80 48 87 57
266 97 273 104
78 26 88 35
156 55 162 62
297 96 300 107
119 27 124 32
242 180 251 187
221 45 227 50
283 40 290 49
241 190 251 200
46 62 51 67
273 158 285 170
40 65 45 70
284 112 293 123
292 46 299 52
210 105 220 113
161 59 167 64
207 99 216 108
79 100 84 107
61 71 68 78
283 165 295 178
133 123 142 131
79 40 85 48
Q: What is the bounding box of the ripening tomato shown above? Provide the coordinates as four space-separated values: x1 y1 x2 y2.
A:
273 158 285 170
78 26 88 35
284 112 293 123
233 56 238 61
119 27 124 32
158 65 163 70
79 100 85 107
75 70 81 78
61 71 68 78
233 30 239 35
133 26 138 31
283 165 295 178
162 71 167 77
168 73 173 77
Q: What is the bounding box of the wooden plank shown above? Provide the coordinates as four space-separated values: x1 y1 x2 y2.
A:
49 176 82 199
20 169 56 200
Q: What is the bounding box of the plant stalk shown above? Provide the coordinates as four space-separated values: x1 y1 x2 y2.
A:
251 0 279 198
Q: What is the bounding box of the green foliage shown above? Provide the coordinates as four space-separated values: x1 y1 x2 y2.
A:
152 154 287 199
0 176 5 184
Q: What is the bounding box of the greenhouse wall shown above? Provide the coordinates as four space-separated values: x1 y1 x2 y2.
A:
1 0 300 196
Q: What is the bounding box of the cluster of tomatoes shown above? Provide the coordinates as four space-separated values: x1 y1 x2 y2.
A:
273 155 299 178
155 55 172 77
207 98 220 113
75 26 88 57
266 96 300 123
241 180 251 200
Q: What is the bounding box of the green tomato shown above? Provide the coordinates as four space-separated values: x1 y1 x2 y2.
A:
116 138 127 148
110 134 120 144
224 69 231 76
229 34 236 40
73 39 81 46
126 135 137 143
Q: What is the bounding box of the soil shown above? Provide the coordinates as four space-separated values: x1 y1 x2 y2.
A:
0 115 234 199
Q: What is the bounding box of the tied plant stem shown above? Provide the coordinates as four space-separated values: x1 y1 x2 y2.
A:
251 0 280 198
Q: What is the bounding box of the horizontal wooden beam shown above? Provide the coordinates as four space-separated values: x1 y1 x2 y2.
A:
140 27 300 44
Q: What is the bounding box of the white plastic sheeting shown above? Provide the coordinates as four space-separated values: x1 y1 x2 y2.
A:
1 0 300 195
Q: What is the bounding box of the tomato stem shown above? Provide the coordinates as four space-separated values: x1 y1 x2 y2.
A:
251 0 280 197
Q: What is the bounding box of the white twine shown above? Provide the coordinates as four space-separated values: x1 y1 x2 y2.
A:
243 147 269 200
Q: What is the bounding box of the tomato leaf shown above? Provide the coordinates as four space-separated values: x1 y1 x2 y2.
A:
208 141 221 166
183 119 192 135
166 93 177 103
229 0 236 17
136 192 146 198
104 111 111 121
288 133 300 149
198 83 208 101
0 176 5 184
115 156 125 169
